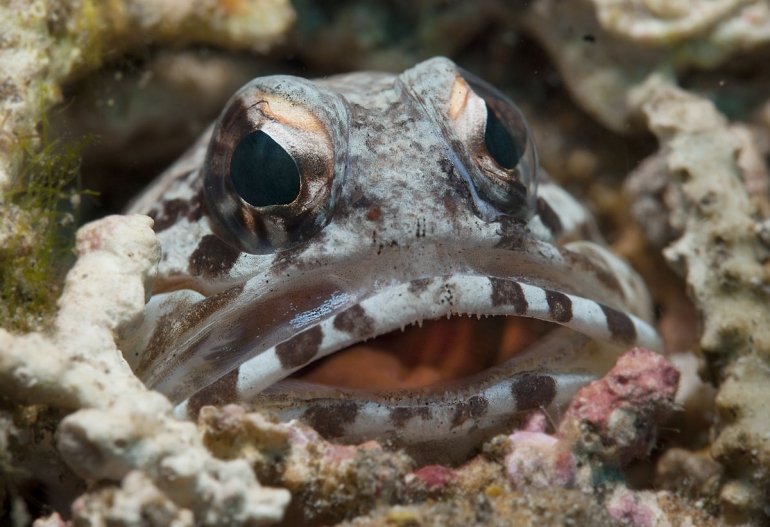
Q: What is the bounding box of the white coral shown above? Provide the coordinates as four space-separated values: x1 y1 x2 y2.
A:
0 214 290 525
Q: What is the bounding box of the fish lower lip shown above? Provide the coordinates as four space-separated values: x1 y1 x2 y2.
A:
249 326 604 455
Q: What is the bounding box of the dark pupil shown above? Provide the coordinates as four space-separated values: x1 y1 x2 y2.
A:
484 102 521 170
229 130 300 207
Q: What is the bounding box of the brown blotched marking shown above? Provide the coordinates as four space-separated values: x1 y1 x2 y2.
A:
302 401 360 438
600 304 637 344
545 290 573 323
489 278 528 314
438 154 483 213
536 197 563 237
450 395 489 430
147 174 204 233
510 374 557 411
366 205 381 221
275 325 324 369
153 199 190 233
187 189 204 223
442 191 457 214
389 406 432 429
557 247 625 300
438 153 457 180
137 284 245 377
408 277 434 295
494 218 531 251
186 367 240 418
188 234 242 278
268 241 310 276
333 305 375 338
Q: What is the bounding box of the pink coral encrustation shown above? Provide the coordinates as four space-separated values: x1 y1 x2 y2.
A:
506 347 680 491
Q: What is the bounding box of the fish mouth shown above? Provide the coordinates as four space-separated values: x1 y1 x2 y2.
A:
137 236 660 422
293 314 558 391
233 272 659 456
147 263 661 461
172 271 660 424
244 309 614 456
290 241 659 390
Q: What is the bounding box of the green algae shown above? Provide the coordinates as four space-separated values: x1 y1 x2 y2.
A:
0 117 95 333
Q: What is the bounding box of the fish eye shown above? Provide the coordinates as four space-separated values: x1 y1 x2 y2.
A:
399 58 538 221
229 130 301 208
483 102 521 171
458 70 538 218
202 76 349 255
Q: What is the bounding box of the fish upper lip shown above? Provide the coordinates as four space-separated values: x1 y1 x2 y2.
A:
249 240 632 318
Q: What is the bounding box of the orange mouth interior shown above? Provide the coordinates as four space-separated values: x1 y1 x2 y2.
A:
294 315 554 390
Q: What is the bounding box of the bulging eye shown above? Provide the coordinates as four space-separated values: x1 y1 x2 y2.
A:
456 70 539 219
483 102 520 170
229 130 300 208
203 77 349 254
399 57 538 221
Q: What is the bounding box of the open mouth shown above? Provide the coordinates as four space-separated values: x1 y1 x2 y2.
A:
193 270 659 459
249 311 614 462
293 315 557 391
135 225 663 419
163 270 661 445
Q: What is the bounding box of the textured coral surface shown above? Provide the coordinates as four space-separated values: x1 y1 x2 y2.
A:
3 0 770 525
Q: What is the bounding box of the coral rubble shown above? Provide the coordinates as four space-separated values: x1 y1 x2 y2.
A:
635 81 770 522
0 0 295 187
525 0 770 132
0 216 289 525
193 349 688 524
524 1 770 521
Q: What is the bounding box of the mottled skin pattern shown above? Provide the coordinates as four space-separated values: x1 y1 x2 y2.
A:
124 58 661 449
